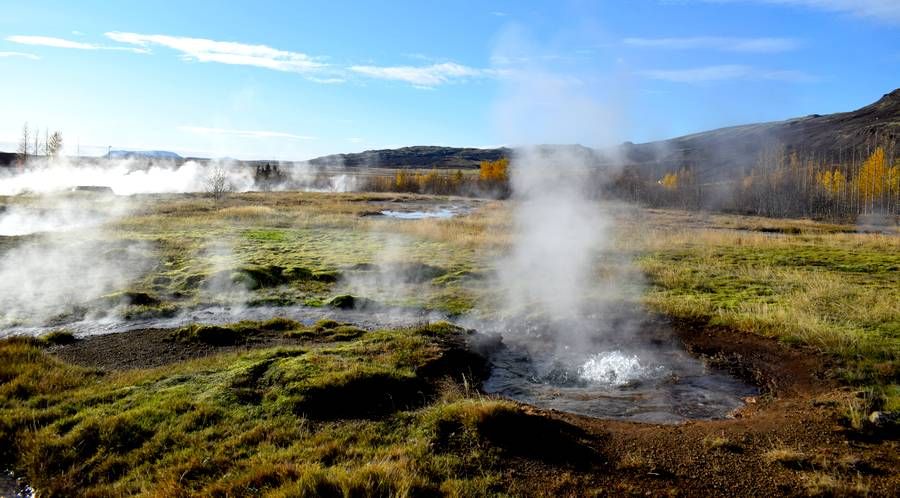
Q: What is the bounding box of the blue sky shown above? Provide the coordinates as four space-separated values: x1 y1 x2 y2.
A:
0 0 897 160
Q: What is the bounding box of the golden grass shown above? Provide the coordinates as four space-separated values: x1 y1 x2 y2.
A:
800 471 870 497
764 447 810 467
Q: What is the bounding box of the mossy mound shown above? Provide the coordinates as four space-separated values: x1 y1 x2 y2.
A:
346 262 447 283
325 294 376 310
40 330 77 345
206 265 341 291
171 324 246 346
284 319 366 341
99 291 161 307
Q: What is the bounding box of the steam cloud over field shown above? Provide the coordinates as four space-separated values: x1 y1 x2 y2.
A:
0 157 357 196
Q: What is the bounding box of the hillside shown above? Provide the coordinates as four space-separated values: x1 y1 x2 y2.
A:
308 145 510 169
304 88 899 179
619 88 900 181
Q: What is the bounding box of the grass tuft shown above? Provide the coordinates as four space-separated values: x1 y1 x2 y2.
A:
40 330 77 346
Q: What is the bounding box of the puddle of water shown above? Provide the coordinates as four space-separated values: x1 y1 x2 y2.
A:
380 209 455 219
0 470 34 498
381 207 465 220
379 205 471 219
0 304 440 339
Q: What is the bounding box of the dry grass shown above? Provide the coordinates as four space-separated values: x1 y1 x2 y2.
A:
616 450 651 470
800 471 870 497
764 447 810 468
703 434 737 451
633 209 899 405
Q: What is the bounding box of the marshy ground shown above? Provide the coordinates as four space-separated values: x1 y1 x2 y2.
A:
1 192 898 496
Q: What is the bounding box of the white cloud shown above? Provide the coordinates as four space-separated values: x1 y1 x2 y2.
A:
6 35 146 53
349 62 488 87
179 126 316 140
105 32 326 73
704 0 900 24
638 64 816 82
623 36 800 52
306 77 346 84
0 51 39 59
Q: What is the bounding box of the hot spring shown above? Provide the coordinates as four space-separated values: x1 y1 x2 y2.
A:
478 317 757 423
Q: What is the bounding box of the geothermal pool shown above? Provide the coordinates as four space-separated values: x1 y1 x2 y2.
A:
479 318 757 423
379 205 472 219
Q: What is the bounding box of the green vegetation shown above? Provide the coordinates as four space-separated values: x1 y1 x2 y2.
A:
54 193 492 321
632 215 899 410
0 322 589 496
284 319 366 341
40 330 77 346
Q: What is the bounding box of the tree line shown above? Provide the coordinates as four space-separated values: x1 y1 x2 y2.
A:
16 122 64 164
625 140 899 220
362 158 510 198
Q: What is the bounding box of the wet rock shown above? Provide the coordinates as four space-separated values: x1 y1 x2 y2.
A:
868 411 899 429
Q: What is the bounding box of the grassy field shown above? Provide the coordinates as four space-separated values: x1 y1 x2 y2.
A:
626 209 899 410
0 322 539 496
1 192 898 495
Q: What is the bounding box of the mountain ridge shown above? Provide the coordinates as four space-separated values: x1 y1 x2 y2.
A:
304 88 900 180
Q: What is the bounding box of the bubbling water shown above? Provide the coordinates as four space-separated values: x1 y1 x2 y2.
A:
480 317 758 423
578 351 667 387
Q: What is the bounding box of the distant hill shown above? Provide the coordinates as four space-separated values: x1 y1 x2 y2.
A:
308 145 511 169
616 88 900 181
303 89 899 179
107 150 183 160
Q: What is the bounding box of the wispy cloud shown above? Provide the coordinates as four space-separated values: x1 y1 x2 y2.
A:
349 62 488 87
11 30 494 89
0 51 39 60
702 0 900 25
106 32 326 74
638 64 816 82
623 36 800 52
6 35 147 52
178 126 316 140
306 77 346 84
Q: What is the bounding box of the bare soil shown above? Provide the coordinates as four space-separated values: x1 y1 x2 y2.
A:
50 328 302 370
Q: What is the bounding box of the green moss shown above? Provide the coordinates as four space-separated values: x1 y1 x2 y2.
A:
283 320 366 342
40 330 77 346
99 291 161 307
258 317 303 331
313 319 341 331
171 324 246 346
0 322 520 496
325 294 375 310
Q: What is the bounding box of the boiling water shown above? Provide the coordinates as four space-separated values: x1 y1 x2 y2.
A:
481 319 757 423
